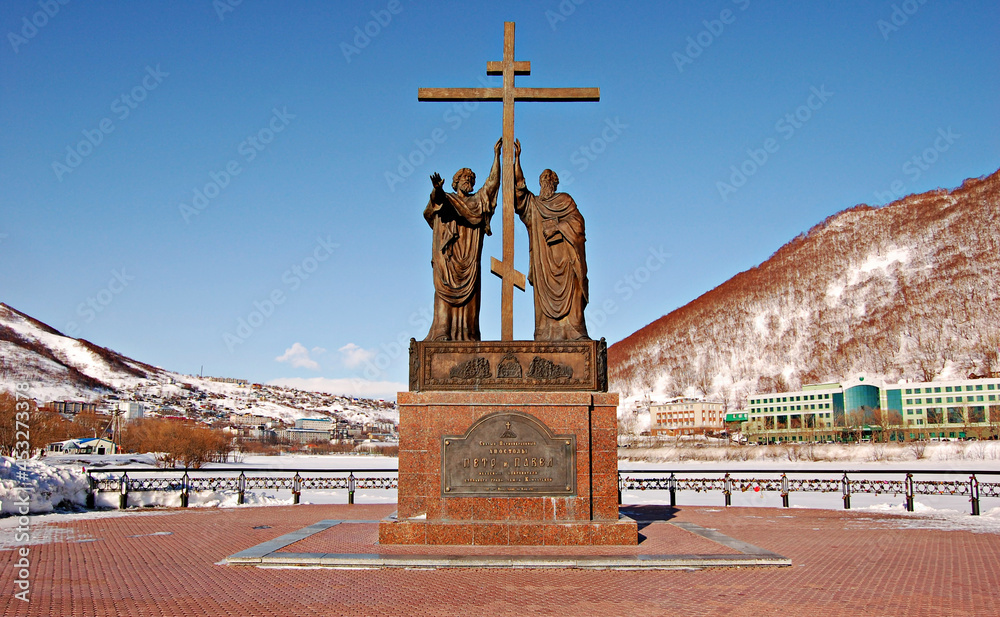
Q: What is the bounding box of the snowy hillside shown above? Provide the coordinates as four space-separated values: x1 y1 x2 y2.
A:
610 169 1000 411
0 303 397 426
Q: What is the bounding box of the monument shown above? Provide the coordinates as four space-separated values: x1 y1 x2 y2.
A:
423 138 502 342
379 22 636 546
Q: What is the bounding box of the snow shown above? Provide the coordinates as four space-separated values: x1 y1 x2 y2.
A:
0 456 89 517
1 304 399 431
849 247 910 285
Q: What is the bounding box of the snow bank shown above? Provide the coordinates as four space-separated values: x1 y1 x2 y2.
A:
0 456 89 515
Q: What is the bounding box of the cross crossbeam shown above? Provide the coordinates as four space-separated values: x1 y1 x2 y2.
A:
418 22 599 340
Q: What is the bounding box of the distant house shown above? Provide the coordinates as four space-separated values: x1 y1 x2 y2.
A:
47 437 117 455
46 401 97 414
295 418 333 431
230 413 273 427
276 428 330 444
649 398 726 437
118 401 145 420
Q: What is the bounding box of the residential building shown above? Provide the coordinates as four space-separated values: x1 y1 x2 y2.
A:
295 418 333 431
118 401 145 420
229 413 274 427
649 398 726 436
46 401 96 414
47 437 117 455
276 428 331 444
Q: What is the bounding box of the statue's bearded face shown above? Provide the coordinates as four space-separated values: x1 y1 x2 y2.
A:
453 170 476 194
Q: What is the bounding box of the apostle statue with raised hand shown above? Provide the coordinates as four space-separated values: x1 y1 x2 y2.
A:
423 137 502 341
513 139 590 341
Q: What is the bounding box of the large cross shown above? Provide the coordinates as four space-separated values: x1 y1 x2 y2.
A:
418 22 599 341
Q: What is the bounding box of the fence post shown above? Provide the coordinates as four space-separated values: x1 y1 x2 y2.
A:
971 474 980 516
293 473 301 505
617 473 622 505
842 472 851 510
237 471 246 505
905 473 914 512
781 473 789 508
668 472 676 507
348 472 356 505
180 472 189 508
119 472 129 510
724 473 732 507
85 472 96 509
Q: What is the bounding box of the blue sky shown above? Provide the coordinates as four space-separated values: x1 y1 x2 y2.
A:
2 1 997 399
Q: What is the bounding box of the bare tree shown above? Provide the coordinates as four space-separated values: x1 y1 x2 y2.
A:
694 354 716 398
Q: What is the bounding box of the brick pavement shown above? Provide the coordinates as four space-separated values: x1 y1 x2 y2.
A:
2 504 998 616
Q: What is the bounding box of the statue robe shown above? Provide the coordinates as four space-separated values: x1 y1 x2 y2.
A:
423 180 497 341
515 185 590 341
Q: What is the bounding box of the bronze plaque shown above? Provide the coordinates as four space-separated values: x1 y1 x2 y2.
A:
410 338 607 392
441 411 576 496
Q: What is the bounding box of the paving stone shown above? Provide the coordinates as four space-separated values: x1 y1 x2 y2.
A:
1 504 997 616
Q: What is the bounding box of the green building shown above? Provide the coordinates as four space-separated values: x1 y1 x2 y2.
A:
744 377 1000 443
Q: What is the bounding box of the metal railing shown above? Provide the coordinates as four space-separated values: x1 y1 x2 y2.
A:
618 469 1000 516
84 466 998 516
84 467 398 510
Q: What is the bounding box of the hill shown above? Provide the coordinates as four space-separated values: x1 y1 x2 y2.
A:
0 303 396 427
608 169 1000 407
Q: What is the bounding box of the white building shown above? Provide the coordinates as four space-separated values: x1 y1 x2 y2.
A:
47 437 117 455
649 398 726 436
118 401 145 420
295 417 333 431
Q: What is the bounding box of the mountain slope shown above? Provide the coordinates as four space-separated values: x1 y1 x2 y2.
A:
0 303 156 400
0 303 397 426
609 169 1000 403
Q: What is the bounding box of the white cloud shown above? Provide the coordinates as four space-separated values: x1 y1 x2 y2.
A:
275 343 325 371
267 377 405 401
338 342 376 369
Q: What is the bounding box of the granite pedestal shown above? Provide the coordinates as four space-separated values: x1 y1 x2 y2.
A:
379 345 637 545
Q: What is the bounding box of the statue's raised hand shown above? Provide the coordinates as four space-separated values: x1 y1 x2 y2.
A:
430 172 444 189
513 139 521 158
494 137 503 156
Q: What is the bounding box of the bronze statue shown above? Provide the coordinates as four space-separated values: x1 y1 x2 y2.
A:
513 139 590 341
423 137 502 341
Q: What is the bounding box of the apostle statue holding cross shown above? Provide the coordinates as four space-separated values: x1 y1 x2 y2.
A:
419 21 599 342
422 138 502 342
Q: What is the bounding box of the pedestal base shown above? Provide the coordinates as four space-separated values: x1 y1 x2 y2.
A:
378 390 636 546
378 515 638 546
